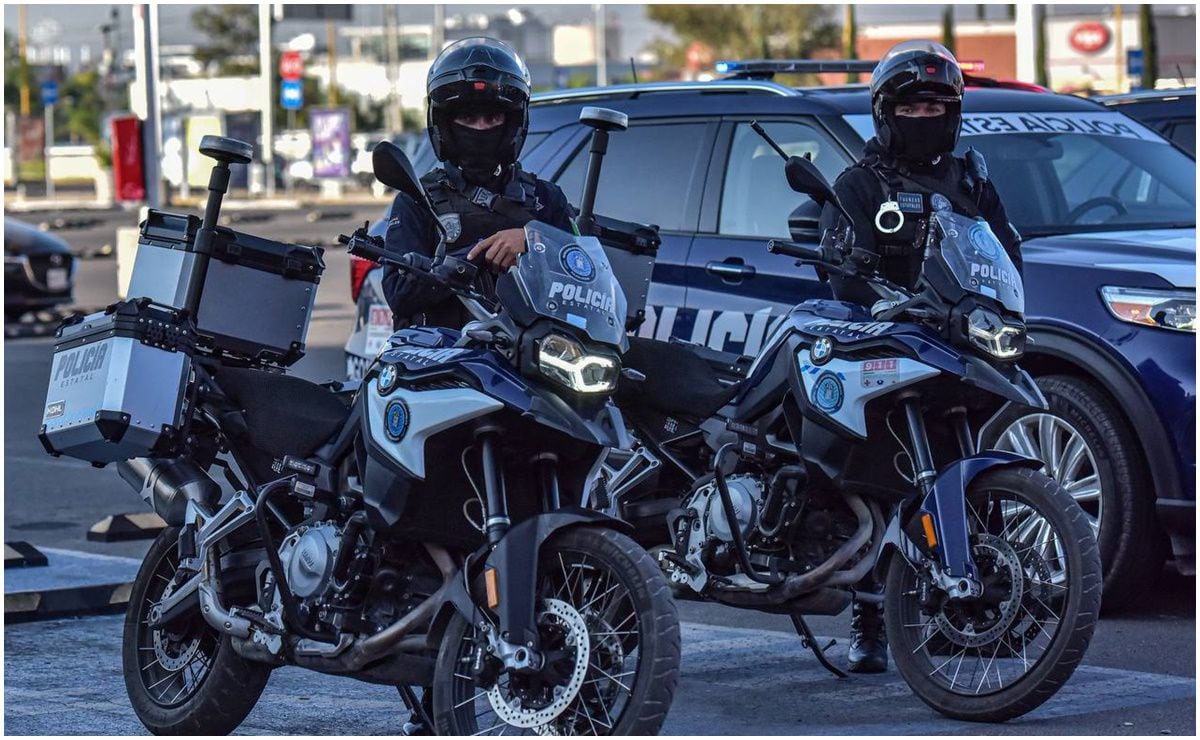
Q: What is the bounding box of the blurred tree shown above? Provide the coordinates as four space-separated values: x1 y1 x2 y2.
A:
272 76 385 132
191 5 260 76
977 5 986 21
941 6 956 56
3 30 39 116
1007 5 1017 20
1139 4 1158 89
844 5 859 84
60 69 105 146
648 5 838 73
1034 5 1048 87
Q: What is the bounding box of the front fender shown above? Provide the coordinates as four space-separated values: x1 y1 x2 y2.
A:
434 508 631 649
921 452 1044 579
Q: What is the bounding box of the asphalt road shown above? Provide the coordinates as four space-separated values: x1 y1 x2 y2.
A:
4 205 1195 735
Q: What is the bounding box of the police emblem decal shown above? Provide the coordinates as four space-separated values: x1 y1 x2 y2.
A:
438 213 462 243
560 246 596 282
384 399 410 442
967 222 1002 261
930 192 952 212
810 336 834 365
812 372 845 414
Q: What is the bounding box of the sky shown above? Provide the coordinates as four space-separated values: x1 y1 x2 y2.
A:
3 3 1195 71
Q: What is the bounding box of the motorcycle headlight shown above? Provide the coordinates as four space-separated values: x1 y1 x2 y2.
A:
537 333 620 394
965 308 1025 359
1100 287 1195 332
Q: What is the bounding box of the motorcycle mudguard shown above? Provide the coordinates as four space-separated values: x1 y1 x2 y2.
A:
920 451 1044 579
435 508 631 649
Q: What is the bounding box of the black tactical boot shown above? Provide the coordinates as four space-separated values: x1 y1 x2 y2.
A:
847 600 889 674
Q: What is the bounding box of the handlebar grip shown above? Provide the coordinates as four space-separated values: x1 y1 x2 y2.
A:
767 239 822 261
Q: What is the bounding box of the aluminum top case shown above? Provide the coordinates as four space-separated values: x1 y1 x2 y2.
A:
128 209 325 366
39 299 197 465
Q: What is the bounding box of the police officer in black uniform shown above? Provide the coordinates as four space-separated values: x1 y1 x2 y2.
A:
823 41 1022 674
382 37 576 330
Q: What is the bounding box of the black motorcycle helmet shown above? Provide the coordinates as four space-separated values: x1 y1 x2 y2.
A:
426 37 531 179
870 40 965 161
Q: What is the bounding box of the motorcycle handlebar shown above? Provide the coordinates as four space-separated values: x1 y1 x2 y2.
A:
767 239 825 262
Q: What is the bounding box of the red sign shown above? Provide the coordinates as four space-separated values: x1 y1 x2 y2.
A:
280 51 304 80
1069 22 1111 54
110 116 146 202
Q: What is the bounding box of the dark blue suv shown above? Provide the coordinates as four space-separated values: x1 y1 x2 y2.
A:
346 76 1196 609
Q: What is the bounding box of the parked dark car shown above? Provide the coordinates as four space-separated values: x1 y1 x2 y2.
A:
1098 87 1196 155
4 218 76 322
346 73 1196 609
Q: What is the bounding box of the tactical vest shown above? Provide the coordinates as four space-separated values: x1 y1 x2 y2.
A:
420 166 542 253
856 154 985 288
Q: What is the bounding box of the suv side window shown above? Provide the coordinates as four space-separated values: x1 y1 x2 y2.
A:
554 122 709 232
718 121 852 239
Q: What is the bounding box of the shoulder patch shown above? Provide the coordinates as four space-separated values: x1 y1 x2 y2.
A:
438 213 462 242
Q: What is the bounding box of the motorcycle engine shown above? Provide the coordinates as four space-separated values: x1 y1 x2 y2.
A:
278 523 343 600
670 475 766 592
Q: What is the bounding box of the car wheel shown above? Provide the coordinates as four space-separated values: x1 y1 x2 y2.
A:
983 374 1166 611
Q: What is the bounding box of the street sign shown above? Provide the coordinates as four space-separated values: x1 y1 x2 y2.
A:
280 51 304 81
281 80 304 110
40 81 58 106
1127 49 1144 81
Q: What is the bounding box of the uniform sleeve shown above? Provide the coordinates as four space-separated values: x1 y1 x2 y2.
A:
538 180 579 235
380 192 453 322
978 180 1024 275
824 168 884 307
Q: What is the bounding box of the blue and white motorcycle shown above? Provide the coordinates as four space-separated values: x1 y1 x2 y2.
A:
603 135 1101 722
104 120 680 735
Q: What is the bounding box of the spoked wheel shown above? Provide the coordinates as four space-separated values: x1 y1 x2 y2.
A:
885 467 1102 722
122 528 271 735
432 526 680 735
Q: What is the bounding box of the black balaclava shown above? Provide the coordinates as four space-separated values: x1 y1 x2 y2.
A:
886 106 961 163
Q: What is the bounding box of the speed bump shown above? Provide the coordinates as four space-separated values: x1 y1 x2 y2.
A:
87 512 167 542
5 542 48 568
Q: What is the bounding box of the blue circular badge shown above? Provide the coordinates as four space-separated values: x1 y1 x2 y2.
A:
930 193 952 212
561 246 596 282
812 372 844 414
967 222 1002 261
384 399 409 442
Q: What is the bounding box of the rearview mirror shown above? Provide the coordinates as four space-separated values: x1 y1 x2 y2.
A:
784 155 836 204
372 140 425 203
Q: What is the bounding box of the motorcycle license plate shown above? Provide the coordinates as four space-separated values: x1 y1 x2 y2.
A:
45 267 68 291
364 304 393 355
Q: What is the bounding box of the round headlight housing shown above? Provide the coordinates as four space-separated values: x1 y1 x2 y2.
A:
537 333 620 394
965 307 1025 360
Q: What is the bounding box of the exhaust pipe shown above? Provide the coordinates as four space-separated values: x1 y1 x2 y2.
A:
117 457 220 525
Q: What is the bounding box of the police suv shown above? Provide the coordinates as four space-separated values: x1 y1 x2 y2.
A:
345 62 1196 609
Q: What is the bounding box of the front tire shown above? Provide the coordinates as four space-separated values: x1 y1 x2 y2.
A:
885 467 1102 722
122 528 272 735
432 526 681 735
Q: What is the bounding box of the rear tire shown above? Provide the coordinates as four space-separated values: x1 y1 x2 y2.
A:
122 528 272 735
984 374 1166 610
885 467 1101 722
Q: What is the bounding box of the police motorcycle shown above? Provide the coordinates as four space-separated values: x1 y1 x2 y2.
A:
600 126 1101 722
39 116 680 736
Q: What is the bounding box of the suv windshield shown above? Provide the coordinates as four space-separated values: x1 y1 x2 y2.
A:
845 111 1196 237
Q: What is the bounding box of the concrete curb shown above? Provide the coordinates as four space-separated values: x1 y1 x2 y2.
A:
4 548 141 623
87 512 167 542
5 542 48 568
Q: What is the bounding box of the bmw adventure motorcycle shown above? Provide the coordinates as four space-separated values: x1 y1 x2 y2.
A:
598 128 1101 722
40 119 679 736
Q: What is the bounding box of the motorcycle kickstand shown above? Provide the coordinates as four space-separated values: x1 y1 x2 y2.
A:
790 613 848 679
398 685 433 736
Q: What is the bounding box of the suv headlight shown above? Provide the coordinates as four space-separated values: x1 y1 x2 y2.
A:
965 307 1025 359
537 333 619 393
1100 287 1195 332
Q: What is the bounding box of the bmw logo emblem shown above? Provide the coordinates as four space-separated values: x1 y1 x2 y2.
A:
811 336 834 365
378 363 398 394
561 246 596 282
812 372 844 414
384 399 409 442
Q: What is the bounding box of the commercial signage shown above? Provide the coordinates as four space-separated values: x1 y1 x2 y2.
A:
310 108 351 178
1068 22 1111 54
110 116 146 202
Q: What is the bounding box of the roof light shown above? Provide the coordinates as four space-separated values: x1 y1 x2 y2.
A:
959 60 986 73
714 59 880 78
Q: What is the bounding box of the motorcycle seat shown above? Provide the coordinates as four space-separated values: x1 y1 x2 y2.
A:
618 336 740 419
215 367 350 459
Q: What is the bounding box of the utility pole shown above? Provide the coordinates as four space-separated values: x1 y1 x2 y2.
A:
432 5 445 56
1113 4 1126 92
327 20 338 106
594 4 607 86
18 5 30 115
259 3 275 197
843 5 858 84
134 3 163 208
384 4 402 132
43 98 54 199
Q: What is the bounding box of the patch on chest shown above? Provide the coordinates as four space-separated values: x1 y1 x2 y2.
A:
438 213 462 243
895 191 924 213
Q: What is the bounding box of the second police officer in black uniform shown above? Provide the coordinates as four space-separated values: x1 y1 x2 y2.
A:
821 41 1023 674
382 37 577 330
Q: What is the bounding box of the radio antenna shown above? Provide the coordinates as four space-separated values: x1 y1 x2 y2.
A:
630 57 638 85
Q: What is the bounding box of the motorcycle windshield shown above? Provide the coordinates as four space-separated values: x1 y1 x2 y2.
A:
512 221 628 349
932 211 1025 314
